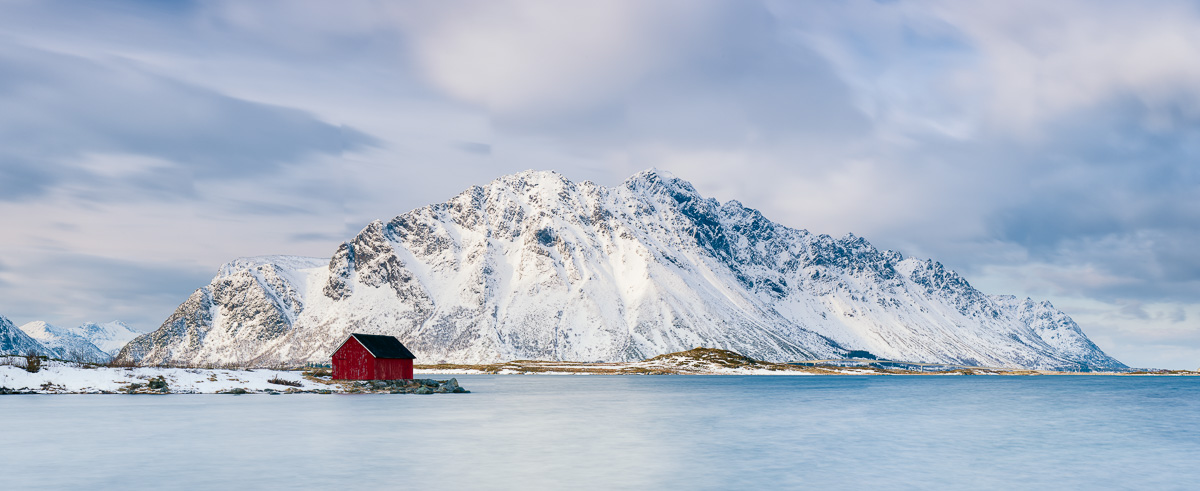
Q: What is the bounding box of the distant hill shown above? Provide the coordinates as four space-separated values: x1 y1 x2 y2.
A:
19 321 110 363
1 316 140 362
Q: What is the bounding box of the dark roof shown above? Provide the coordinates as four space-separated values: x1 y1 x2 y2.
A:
348 333 416 359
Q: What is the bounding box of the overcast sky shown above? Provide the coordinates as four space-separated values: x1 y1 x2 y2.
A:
1 0 1197 368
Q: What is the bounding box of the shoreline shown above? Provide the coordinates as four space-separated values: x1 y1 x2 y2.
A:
411 348 1195 376
4 346 1195 394
0 362 469 395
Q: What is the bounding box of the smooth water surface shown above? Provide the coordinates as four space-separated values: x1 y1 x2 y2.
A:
2 375 1198 489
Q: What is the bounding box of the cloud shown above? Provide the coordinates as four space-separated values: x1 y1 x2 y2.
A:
288 232 346 243
723 0 1200 297
0 0 1197 367
931 0 1200 133
1063 300 1200 369
401 1 711 117
973 100 1200 303
227 201 314 217
0 41 377 202
452 141 492 155
0 252 214 331
388 0 868 147
784 0 1200 137
0 157 59 201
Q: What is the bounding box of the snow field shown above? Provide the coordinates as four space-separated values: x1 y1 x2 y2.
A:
0 361 326 394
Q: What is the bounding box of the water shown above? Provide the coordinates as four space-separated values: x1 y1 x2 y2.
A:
3 375 1198 490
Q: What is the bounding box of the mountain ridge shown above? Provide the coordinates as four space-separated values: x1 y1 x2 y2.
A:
117 169 1126 370
1 315 51 357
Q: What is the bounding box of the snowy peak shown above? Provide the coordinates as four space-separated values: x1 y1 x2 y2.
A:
119 256 328 366
18 321 110 362
2 316 141 360
76 321 141 357
1 315 51 356
219 255 327 279
492 168 574 192
622 168 695 197
120 169 1126 370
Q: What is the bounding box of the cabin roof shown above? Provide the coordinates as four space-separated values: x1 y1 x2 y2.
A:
345 333 416 359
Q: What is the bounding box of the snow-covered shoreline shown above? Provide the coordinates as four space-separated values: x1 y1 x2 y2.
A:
0 361 326 394
5 349 1190 394
0 361 472 394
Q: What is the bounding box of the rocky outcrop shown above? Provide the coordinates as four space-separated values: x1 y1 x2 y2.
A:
347 378 468 394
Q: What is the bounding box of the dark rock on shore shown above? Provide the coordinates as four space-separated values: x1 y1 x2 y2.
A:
350 378 469 394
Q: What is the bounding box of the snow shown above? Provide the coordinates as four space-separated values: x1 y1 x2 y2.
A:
0 360 327 394
0 315 49 356
3 318 141 361
77 321 141 357
18 321 110 362
118 169 1126 371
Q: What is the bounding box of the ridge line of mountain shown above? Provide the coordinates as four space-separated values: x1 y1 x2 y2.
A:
0 316 139 362
113 169 1125 371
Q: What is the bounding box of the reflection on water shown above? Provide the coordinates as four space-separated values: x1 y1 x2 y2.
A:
3 375 1199 489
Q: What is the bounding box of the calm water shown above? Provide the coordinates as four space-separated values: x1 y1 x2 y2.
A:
2 375 1198 490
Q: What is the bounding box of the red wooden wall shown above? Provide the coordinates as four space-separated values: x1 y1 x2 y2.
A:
376 358 414 380
332 337 414 380
332 337 375 380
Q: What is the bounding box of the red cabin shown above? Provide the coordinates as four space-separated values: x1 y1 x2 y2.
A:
331 333 416 380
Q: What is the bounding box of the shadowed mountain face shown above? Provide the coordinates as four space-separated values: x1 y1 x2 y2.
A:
117 170 1126 371
1 315 50 356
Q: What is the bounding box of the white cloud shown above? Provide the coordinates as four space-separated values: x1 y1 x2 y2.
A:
1 0 1197 368
400 0 718 117
70 153 178 179
931 0 1200 133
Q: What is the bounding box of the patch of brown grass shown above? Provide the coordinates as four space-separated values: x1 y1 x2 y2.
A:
646 347 761 368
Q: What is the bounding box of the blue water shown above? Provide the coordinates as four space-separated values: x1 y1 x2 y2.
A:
2 375 1198 490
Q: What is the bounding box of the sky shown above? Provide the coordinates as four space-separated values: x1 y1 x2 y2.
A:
0 0 1197 369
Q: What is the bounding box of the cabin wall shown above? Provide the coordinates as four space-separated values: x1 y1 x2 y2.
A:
376 358 414 380
332 338 375 380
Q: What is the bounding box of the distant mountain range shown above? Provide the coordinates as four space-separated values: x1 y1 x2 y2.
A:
0 315 139 362
112 169 1125 371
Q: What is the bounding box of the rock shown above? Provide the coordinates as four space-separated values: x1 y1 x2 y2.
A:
415 386 433 394
147 376 169 392
223 388 248 394
447 378 459 388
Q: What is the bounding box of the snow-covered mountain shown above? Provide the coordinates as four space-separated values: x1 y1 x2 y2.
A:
76 321 141 357
117 170 1126 371
1 315 51 356
19 321 111 363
